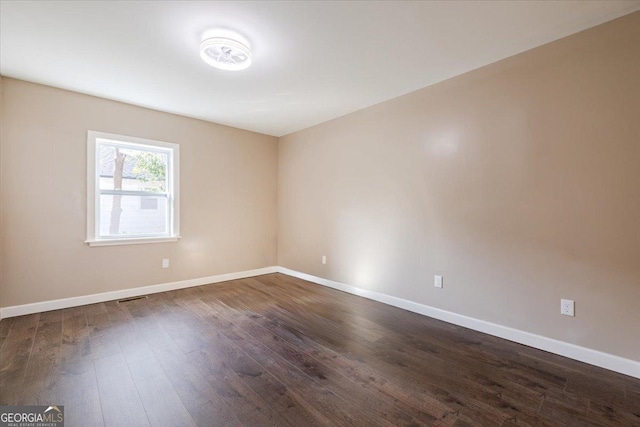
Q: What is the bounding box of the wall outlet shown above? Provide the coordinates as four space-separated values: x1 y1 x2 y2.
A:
561 299 574 316
434 275 443 288
321 255 327 265
162 259 170 269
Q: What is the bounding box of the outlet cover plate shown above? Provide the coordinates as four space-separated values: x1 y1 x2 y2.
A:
434 275 443 288
561 299 574 316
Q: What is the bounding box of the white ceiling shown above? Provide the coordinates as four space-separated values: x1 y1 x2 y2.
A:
1 1 639 137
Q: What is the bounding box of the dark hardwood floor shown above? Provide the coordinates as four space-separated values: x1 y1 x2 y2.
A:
1 273 639 426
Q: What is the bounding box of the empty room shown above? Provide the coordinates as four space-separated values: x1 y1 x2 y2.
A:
1 1 639 426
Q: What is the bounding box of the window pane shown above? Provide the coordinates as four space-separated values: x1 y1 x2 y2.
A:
99 195 168 237
98 144 168 192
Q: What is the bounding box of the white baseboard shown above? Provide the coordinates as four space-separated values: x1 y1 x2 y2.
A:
0 266 279 319
276 267 640 380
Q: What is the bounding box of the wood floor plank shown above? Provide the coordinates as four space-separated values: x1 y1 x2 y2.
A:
188 348 293 427
61 307 91 361
52 356 104 427
124 297 177 351
151 342 244 427
102 301 155 364
18 312 63 405
0 313 40 405
93 353 150 427
0 314 40 371
86 303 123 361
0 317 16 353
128 356 198 427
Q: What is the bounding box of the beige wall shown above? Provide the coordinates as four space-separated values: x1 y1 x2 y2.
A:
278 13 640 361
0 78 278 307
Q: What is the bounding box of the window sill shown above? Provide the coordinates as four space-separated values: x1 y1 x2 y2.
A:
86 236 181 247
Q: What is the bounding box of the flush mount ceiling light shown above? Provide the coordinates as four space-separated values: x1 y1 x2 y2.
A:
200 37 252 71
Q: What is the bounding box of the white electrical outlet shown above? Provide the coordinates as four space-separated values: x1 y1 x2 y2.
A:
561 299 574 316
321 255 327 265
162 259 170 269
434 275 443 288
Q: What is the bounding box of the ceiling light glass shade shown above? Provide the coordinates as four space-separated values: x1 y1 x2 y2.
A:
200 37 252 71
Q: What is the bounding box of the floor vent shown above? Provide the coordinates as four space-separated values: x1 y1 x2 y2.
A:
117 295 148 303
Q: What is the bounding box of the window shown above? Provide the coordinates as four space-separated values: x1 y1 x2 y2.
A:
87 131 180 246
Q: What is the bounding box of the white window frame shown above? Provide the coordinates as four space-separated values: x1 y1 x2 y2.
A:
86 130 180 247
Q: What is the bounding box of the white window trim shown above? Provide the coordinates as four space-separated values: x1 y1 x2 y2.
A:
86 130 180 247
